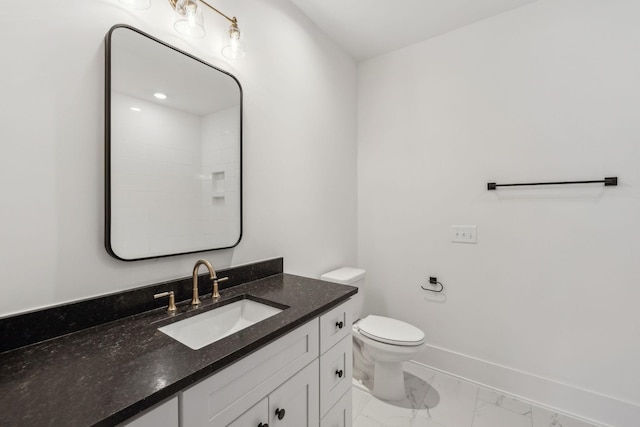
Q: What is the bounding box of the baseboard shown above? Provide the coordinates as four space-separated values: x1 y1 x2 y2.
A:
410 343 640 427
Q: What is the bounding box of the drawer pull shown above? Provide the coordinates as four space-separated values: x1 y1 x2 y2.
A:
335 369 344 378
258 424 269 427
275 408 286 420
336 321 344 329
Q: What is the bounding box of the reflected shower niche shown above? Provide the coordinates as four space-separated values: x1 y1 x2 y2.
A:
105 25 243 261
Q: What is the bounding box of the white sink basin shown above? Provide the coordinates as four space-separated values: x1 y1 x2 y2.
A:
158 298 283 350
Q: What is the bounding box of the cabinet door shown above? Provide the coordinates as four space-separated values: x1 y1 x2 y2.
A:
321 389 352 427
228 397 269 427
320 335 352 416
268 359 319 427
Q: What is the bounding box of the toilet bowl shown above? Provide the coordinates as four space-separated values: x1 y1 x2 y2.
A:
352 315 426 401
320 268 426 402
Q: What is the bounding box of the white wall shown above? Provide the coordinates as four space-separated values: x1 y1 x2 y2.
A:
0 0 357 316
357 1 640 426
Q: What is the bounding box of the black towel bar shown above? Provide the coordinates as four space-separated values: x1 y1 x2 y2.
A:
487 177 617 190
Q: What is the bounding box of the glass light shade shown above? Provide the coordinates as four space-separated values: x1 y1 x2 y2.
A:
174 0 205 39
221 24 246 59
117 0 151 10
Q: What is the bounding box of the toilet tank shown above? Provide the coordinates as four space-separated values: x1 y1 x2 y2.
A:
320 267 366 320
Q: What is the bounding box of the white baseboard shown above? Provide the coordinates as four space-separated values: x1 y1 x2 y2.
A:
411 343 640 427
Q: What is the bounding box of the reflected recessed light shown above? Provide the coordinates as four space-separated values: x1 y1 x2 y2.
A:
154 92 167 100
130 107 141 112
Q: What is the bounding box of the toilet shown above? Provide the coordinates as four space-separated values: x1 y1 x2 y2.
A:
320 267 426 401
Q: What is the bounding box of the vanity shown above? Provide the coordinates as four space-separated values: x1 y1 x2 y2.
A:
128 298 353 427
0 259 357 426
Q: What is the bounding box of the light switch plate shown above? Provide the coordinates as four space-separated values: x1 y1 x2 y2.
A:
451 225 477 243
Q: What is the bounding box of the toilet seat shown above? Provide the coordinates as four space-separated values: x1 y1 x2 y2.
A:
356 315 425 347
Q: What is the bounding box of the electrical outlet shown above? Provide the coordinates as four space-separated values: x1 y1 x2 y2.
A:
451 225 477 243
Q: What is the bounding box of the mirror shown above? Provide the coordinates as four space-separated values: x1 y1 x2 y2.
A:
105 25 242 261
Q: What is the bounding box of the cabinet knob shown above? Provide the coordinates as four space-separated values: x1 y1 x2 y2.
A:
258 423 268 427
275 408 286 420
336 321 344 329
336 369 344 378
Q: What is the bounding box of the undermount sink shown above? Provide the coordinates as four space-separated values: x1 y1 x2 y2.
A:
158 298 284 350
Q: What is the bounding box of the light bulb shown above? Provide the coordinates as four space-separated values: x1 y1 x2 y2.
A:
221 24 246 59
174 0 205 39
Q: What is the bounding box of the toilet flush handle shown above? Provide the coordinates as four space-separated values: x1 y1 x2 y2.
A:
336 321 344 329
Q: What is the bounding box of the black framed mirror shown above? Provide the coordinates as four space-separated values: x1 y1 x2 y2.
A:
105 25 242 261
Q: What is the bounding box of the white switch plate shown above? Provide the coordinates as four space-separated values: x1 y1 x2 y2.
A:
451 225 477 243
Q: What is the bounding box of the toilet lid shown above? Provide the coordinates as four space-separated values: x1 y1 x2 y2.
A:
357 315 425 346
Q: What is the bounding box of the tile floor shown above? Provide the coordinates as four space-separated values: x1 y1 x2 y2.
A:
352 362 600 427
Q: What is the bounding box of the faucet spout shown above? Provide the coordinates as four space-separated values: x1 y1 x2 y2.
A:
191 259 216 306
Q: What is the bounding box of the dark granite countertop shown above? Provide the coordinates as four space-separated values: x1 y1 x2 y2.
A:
0 273 357 426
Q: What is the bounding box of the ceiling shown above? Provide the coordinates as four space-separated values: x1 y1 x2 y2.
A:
111 27 240 116
289 0 539 60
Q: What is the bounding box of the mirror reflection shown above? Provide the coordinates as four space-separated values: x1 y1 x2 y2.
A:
106 25 242 261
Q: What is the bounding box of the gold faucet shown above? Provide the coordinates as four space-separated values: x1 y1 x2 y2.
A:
191 259 216 306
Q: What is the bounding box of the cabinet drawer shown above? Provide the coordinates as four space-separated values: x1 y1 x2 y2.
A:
120 396 178 427
320 334 352 417
321 389 352 427
319 299 352 354
228 397 268 427
182 319 319 427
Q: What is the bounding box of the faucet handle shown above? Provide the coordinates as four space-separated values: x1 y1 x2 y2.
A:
154 291 177 313
212 277 228 300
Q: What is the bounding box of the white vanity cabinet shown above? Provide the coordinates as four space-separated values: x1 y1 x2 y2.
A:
120 396 178 427
129 299 353 427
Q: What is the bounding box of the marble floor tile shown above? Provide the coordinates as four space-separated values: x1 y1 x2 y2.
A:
477 388 533 416
353 362 600 427
531 406 598 427
353 385 373 419
411 414 447 427
472 400 534 427
405 363 478 427
358 393 415 427
353 414 386 427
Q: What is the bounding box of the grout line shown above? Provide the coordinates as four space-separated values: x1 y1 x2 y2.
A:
469 385 480 427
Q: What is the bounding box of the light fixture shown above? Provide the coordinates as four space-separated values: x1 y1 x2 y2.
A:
117 0 246 59
168 0 246 59
154 92 168 99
